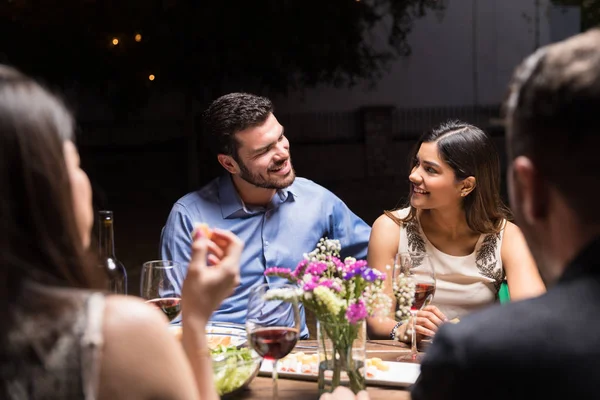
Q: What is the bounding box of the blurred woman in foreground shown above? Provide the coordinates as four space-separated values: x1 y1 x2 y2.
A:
0 65 242 400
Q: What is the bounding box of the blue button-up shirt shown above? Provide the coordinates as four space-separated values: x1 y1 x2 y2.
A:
159 175 371 338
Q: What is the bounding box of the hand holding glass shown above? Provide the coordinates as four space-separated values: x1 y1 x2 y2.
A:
394 252 436 361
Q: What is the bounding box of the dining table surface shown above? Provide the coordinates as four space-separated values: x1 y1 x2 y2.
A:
227 339 427 400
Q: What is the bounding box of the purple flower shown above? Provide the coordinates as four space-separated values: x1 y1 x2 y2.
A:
360 267 380 282
346 300 368 324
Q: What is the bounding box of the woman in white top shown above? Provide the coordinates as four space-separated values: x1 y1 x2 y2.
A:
366 120 545 342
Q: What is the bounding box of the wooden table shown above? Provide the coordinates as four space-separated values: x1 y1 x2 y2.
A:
228 340 422 400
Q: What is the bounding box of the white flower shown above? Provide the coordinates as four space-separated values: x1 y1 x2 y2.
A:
263 287 302 302
393 273 415 322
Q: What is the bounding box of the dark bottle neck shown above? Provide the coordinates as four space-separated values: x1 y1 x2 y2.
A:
98 210 116 258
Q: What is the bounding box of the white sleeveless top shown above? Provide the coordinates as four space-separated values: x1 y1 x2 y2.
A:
395 208 506 320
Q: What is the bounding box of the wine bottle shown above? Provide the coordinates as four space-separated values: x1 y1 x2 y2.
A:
98 210 128 294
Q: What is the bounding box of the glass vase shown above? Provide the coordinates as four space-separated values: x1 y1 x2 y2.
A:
317 319 367 394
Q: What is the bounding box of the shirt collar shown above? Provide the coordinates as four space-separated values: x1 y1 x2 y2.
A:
218 174 297 219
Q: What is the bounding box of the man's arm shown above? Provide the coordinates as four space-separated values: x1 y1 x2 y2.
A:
160 203 195 265
329 196 371 260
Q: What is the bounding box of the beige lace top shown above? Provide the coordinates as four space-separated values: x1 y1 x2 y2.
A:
395 208 506 320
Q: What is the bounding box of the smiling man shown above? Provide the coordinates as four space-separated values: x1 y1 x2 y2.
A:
160 93 371 337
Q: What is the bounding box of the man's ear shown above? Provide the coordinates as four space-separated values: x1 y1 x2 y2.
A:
217 154 239 174
511 156 549 223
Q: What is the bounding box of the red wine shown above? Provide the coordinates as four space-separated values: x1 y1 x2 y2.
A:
249 327 299 360
146 297 181 321
411 283 435 311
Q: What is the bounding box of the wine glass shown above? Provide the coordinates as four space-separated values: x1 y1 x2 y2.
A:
246 283 301 400
140 260 184 323
394 252 436 362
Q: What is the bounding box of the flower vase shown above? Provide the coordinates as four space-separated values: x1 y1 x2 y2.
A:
317 319 367 394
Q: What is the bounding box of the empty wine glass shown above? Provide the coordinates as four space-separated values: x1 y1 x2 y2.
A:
140 260 183 323
394 252 436 362
246 283 301 400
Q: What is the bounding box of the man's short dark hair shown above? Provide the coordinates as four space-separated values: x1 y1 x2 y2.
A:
203 92 273 160
504 28 600 223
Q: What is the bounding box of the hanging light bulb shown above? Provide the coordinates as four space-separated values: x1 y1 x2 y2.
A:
148 74 156 81
112 38 119 46
134 33 142 42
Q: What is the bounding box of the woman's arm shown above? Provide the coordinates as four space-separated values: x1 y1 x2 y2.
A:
366 214 402 339
501 221 546 300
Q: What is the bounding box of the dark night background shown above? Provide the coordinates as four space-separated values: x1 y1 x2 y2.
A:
0 0 595 295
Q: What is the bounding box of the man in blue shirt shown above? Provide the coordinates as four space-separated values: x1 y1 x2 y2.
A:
160 93 371 337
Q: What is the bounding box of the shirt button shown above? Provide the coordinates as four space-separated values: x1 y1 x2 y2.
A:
265 241 270 247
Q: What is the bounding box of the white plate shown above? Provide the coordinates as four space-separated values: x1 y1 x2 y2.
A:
258 355 420 388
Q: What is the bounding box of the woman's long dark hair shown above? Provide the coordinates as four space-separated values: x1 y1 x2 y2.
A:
0 66 100 337
386 120 511 234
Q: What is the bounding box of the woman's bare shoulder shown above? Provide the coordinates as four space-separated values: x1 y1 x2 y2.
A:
501 221 525 241
99 296 195 400
103 295 166 329
373 211 402 230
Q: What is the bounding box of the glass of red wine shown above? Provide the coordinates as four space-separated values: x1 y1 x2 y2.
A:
395 252 436 362
140 260 183 323
246 282 301 400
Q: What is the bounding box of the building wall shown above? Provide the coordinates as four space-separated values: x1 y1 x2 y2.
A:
270 0 582 112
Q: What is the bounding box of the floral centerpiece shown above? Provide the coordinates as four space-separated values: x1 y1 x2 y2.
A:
264 238 393 393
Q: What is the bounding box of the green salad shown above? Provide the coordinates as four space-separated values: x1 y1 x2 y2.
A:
211 345 257 396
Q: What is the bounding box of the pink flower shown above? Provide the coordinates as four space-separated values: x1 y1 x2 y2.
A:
345 299 368 324
305 261 328 276
318 279 342 292
264 267 296 282
291 259 309 279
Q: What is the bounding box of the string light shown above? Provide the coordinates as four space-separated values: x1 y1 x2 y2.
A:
148 74 156 81
134 33 142 42
111 38 119 46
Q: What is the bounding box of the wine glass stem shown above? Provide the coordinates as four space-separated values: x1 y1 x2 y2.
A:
411 311 418 361
272 359 279 400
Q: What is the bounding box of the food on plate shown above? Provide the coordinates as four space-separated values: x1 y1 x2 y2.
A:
208 335 232 348
168 326 236 349
275 352 391 377
366 357 390 371
192 222 213 239
366 357 390 378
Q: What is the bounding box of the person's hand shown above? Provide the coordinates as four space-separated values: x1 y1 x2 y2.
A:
319 387 370 400
398 305 447 342
181 228 243 323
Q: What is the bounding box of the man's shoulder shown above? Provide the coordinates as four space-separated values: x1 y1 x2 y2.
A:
290 177 337 198
433 291 568 361
174 178 220 209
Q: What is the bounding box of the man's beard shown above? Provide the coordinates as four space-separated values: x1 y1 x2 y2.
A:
237 158 296 190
